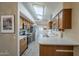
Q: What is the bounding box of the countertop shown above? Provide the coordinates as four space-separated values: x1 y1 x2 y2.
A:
18 36 27 40
38 37 79 45
18 33 33 40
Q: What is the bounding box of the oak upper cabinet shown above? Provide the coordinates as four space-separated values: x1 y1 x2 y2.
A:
48 9 72 31
48 20 53 29
48 15 58 30
54 15 59 29
58 9 72 30
52 15 59 30
58 11 63 30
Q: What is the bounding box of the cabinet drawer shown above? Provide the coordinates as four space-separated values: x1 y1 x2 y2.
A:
56 45 73 50
56 45 73 56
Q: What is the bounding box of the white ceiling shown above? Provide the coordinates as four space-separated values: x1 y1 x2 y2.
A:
22 2 63 26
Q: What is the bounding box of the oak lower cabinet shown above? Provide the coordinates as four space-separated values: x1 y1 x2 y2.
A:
40 44 73 56
20 37 28 55
40 45 56 56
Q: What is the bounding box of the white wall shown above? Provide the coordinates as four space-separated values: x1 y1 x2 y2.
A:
63 3 79 41
63 2 72 9
0 2 18 56
52 2 72 18
63 3 79 56
52 3 63 18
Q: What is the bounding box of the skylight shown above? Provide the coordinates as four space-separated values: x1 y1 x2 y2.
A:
33 4 44 20
37 15 42 20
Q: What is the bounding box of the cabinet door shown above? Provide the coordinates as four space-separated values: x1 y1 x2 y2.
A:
48 21 53 29
20 38 27 55
58 9 72 30
53 16 58 30
52 19 55 29
58 11 64 30
40 45 56 56
55 16 59 29
63 9 72 29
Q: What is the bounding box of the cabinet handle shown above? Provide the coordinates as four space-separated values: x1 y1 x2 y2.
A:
56 49 73 52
